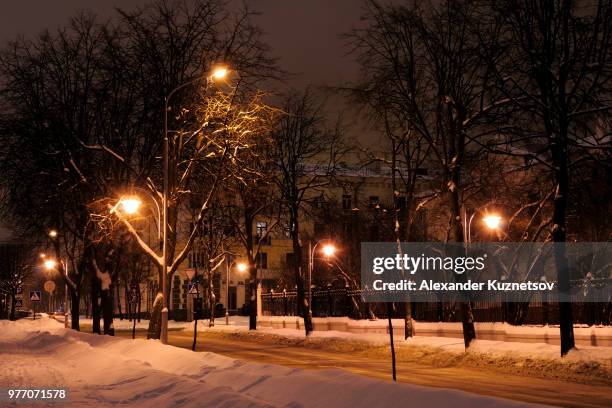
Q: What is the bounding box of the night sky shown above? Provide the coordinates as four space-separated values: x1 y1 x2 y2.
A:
0 0 364 89
0 1 371 239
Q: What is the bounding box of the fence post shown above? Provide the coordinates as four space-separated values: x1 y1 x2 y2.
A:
327 285 333 316
344 285 350 317
283 289 288 316
257 283 262 318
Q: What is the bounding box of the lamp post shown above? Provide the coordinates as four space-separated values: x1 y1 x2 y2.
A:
42 256 69 328
47 230 70 328
114 191 163 249
226 260 247 325
466 211 503 243
307 241 336 319
160 65 229 344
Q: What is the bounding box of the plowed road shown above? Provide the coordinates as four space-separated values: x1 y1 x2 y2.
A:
110 328 612 408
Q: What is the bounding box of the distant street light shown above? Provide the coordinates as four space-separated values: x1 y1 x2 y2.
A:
466 210 504 243
43 259 57 271
211 66 228 80
483 214 502 230
48 230 58 238
308 241 336 321
322 244 336 257
119 197 142 215
42 254 69 328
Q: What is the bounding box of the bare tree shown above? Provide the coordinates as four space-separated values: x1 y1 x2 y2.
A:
347 0 513 348
271 89 346 335
224 150 280 330
0 243 35 321
480 0 612 355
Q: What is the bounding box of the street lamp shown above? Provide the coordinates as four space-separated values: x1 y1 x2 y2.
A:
483 214 502 230
160 64 234 344
226 260 247 325
119 197 142 215
211 66 228 80
308 241 336 320
467 211 503 243
48 230 58 238
112 189 163 250
43 256 69 328
43 259 57 270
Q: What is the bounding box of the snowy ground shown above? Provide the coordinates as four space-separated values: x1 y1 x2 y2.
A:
74 315 612 369
0 317 547 407
185 317 612 368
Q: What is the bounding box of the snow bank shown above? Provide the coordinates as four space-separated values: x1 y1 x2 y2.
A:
194 318 612 374
257 316 612 347
78 317 191 330
0 317 544 407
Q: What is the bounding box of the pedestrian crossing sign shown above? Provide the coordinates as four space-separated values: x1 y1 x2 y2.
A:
29 290 41 302
188 283 198 295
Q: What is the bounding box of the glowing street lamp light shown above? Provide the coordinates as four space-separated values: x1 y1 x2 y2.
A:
119 197 142 215
211 66 228 80
322 244 336 257
48 230 58 238
483 215 502 230
308 241 337 322
43 259 57 271
236 262 247 273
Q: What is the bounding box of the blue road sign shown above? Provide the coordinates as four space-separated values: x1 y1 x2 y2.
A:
15 299 23 308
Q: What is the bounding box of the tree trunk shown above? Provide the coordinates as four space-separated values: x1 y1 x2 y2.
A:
91 276 101 334
249 278 257 330
101 285 114 336
448 167 476 348
9 292 16 321
552 129 574 356
137 288 142 323
292 210 313 335
245 210 257 330
116 283 123 320
147 292 163 339
70 288 80 331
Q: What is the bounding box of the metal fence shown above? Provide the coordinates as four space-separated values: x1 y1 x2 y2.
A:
261 288 612 325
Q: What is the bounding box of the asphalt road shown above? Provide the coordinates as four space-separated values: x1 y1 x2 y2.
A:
112 328 612 408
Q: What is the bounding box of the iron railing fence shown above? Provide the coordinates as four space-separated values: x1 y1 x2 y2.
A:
261 286 612 325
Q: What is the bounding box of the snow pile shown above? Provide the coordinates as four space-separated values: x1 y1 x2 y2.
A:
78 317 191 330
0 317 543 407
257 316 612 347
191 318 612 384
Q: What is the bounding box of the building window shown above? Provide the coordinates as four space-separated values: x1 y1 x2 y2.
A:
285 253 295 269
342 194 352 210
314 222 326 237
256 221 267 237
256 221 271 245
283 223 291 238
313 196 327 210
396 196 407 210
369 196 379 208
256 252 268 269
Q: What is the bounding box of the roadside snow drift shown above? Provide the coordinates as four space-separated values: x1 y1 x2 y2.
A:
0 318 545 407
